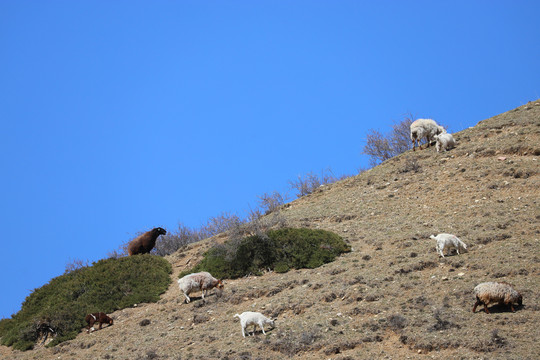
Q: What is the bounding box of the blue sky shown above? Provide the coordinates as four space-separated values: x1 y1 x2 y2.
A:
1 1 539 319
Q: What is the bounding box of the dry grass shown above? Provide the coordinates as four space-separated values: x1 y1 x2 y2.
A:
2 100 540 359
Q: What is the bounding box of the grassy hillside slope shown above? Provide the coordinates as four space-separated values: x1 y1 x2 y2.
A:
1 100 539 359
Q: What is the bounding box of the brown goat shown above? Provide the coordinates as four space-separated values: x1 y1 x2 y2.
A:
85 312 113 333
127 227 167 256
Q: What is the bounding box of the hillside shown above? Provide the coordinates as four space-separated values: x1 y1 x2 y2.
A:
2 100 539 359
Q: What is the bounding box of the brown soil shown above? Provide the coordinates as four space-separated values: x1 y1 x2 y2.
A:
2 100 539 359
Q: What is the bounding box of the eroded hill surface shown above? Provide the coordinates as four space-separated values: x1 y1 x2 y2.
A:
2 101 539 359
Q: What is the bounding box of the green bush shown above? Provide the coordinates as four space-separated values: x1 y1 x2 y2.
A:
0 255 171 350
182 228 350 279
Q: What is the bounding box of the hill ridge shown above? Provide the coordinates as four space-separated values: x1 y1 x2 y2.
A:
2 100 539 359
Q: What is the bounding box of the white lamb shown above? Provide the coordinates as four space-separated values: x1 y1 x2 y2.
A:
177 271 224 303
430 233 467 258
234 312 275 337
410 119 446 151
434 133 456 152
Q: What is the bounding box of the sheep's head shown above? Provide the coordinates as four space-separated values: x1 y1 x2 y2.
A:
215 279 224 297
517 294 523 306
153 227 167 236
216 279 224 289
429 235 436 240
437 125 446 135
270 318 276 328
109 317 114 326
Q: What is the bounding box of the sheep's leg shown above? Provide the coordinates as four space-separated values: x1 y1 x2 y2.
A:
241 326 246 338
473 300 480 313
260 323 267 335
510 304 516 312
201 289 206 302
483 304 490 314
98 322 103 330
438 247 445 258
183 293 191 303
87 319 95 333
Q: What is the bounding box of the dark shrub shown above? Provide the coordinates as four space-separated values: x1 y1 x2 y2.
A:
0 255 171 350
183 228 350 279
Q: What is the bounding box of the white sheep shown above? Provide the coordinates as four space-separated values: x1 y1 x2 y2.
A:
177 271 224 303
410 119 446 151
233 312 275 337
434 133 456 153
473 282 523 313
430 233 467 257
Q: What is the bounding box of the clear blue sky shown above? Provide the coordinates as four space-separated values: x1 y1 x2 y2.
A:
1 1 539 319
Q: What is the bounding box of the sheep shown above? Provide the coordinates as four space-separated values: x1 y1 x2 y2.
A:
410 118 446 151
127 227 166 256
177 271 224 303
434 133 456 152
233 312 275 337
430 233 467 258
85 312 113 333
473 282 523 313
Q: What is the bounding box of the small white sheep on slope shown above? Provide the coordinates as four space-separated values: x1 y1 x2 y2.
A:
430 233 467 258
177 272 224 303
234 312 275 337
434 133 456 153
473 282 523 314
410 119 446 151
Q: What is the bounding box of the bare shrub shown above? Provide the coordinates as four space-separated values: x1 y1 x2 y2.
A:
269 329 321 356
230 210 288 241
153 224 203 256
362 114 414 166
107 240 130 259
192 313 210 324
201 212 245 237
469 328 508 352
257 191 288 214
400 158 422 173
428 309 460 331
324 340 361 355
64 258 90 274
387 314 407 330
288 168 340 198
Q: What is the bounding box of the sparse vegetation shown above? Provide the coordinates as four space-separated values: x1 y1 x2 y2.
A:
257 191 288 214
2 102 539 359
362 114 414 166
288 168 344 198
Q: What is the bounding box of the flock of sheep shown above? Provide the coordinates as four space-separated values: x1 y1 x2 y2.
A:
411 119 522 316
84 120 523 338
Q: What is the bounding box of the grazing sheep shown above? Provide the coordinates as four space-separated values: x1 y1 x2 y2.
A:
434 133 456 152
410 119 446 151
234 312 275 337
177 271 224 303
85 312 113 333
430 233 467 258
127 227 166 256
473 282 523 313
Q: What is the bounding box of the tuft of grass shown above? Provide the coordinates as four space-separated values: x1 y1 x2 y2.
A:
181 228 350 279
0 255 171 350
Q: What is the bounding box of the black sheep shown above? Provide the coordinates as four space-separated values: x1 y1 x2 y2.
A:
127 227 166 256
